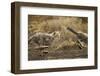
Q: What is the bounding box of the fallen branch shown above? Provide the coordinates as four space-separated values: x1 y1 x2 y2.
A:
34 46 49 50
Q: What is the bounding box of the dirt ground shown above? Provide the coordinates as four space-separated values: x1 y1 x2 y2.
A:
28 47 88 60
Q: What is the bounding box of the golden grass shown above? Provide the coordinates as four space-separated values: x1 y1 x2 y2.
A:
28 15 88 51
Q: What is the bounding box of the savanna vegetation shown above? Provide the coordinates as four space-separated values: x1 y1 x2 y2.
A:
28 15 88 60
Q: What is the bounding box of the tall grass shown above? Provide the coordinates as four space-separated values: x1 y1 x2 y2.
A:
28 15 88 51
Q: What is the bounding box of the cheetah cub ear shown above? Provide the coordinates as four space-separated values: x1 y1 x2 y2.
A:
50 31 61 38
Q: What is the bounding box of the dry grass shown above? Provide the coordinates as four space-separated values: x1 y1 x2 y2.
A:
28 15 87 50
